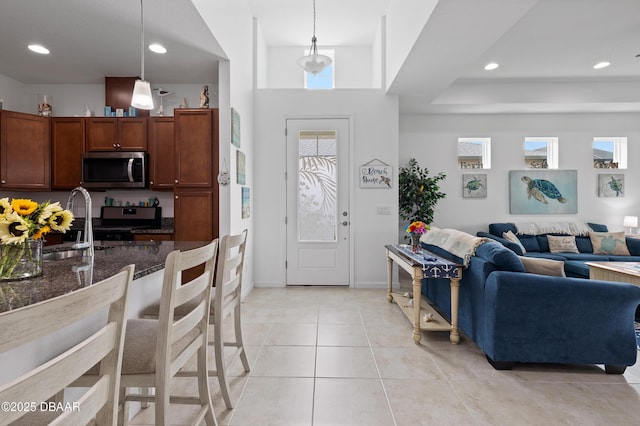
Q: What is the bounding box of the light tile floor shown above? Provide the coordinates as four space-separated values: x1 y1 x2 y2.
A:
131 284 640 425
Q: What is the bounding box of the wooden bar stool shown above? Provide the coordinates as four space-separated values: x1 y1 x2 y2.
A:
0 264 135 426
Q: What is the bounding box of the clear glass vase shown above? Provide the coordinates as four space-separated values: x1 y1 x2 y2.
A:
410 234 421 253
0 239 43 281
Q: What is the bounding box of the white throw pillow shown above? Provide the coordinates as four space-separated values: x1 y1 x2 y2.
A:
518 256 566 277
502 230 526 254
547 235 579 253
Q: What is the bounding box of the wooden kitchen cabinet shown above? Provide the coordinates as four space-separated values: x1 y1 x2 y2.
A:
51 117 85 189
0 111 50 190
133 233 173 242
148 117 175 190
172 109 219 242
86 117 147 151
173 191 216 242
174 109 218 187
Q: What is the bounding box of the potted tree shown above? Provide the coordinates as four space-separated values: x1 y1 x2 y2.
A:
399 158 446 246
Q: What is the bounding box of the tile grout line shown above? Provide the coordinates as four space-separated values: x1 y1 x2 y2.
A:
358 304 399 426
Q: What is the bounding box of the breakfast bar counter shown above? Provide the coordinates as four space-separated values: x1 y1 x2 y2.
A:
0 240 208 313
0 240 209 386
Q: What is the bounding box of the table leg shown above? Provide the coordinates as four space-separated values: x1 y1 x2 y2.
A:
449 273 461 345
386 253 393 303
412 269 422 344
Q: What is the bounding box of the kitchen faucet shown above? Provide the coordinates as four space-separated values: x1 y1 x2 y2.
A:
66 186 94 257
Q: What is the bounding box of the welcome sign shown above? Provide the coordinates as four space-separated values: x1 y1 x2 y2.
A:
360 159 392 188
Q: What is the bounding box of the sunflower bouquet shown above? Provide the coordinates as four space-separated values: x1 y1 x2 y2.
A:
0 198 74 279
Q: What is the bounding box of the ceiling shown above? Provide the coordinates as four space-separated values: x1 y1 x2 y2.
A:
0 0 639 114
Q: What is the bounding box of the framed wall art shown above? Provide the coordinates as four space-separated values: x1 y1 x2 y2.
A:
241 187 250 218
231 107 241 148
598 173 624 197
509 170 577 214
236 150 246 184
359 159 392 188
462 174 487 198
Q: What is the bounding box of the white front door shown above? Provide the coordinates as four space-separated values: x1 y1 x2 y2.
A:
285 118 350 286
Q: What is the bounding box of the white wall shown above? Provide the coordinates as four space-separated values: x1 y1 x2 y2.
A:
385 0 438 91
254 89 399 288
400 112 640 235
192 0 255 295
0 74 27 112
266 46 374 89
21 82 213 117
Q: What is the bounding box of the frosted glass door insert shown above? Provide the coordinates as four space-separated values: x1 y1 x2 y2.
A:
297 130 337 242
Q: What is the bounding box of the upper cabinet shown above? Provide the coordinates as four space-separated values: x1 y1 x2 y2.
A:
174 109 218 188
148 117 175 190
51 117 85 189
0 111 51 190
86 117 147 151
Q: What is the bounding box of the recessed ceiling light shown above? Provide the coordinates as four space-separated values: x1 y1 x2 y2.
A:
28 44 50 55
593 61 610 69
148 43 167 54
484 62 499 71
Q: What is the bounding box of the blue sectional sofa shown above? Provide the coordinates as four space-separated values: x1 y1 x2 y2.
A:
477 222 640 278
421 237 640 373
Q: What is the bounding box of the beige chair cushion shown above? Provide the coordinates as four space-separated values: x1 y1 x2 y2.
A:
120 319 201 375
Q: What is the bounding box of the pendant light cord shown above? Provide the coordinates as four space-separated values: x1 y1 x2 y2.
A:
140 0 145 81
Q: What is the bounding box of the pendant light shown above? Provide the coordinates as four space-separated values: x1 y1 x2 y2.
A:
297 0 332 75
131 0 154 110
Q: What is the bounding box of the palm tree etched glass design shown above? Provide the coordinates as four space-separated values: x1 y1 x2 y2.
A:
298 130 337 241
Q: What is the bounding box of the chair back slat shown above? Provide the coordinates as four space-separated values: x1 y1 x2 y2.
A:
156 240 217 384
0 264 134 426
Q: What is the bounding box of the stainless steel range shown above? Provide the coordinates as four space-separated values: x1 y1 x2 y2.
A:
93 206 162 241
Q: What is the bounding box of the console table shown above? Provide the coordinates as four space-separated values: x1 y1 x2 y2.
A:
385 244 462 344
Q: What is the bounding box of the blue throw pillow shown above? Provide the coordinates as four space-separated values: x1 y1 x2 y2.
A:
489 223 517 237
476 241 526 272
587 222 608 232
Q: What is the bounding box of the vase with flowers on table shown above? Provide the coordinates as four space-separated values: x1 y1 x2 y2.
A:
405 221 429 253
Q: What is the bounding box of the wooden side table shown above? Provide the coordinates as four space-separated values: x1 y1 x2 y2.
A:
385 244 462 344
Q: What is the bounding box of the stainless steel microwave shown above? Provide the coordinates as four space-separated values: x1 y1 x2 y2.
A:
82 152 147 189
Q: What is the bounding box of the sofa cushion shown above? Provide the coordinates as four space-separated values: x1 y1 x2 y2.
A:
563 260 590 278
476 241 525 272
520 235 541 252
625 237 640 256
547 235 579 253
608 255 640 262
489 223 517 237
574 236 594 253
502 230 526 254
523 252 568 261
557 253 610 261
519 256 566 277
589 231 630 255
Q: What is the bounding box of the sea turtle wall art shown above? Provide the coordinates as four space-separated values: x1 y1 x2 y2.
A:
509 170 578 214
598 174 624 198
462 174 487 198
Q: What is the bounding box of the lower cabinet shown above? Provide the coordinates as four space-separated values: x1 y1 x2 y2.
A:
173 191 217 242
133 233 173 242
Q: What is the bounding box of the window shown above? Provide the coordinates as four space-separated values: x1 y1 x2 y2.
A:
303 50 334 89
458 138 491 169
524 137 558 169
593 137 627 169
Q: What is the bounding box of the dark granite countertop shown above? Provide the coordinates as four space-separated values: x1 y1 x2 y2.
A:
0 241 208 313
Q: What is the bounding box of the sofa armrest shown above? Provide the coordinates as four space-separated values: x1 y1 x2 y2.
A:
483 271 640 366
477 231 524 255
